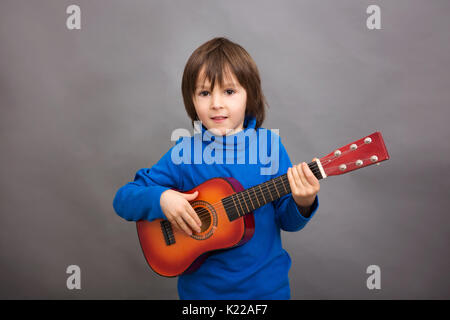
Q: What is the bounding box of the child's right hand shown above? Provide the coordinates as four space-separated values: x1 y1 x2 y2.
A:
160 189 202 236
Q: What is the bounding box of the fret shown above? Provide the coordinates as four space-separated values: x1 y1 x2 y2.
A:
224 164 321 222
259 185 267 203
226 197 239 221
231 193 241 217
241 190 250 213
264 182 273 201
240 192 246 216
237 192 245 216
309 162 322 180
280 174 288 194
252 187 261 207
247 189 255 211
272 179 280 198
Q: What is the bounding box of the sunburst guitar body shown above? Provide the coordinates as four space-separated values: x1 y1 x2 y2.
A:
136 131 390 277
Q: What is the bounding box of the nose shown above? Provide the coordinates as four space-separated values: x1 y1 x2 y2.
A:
211 91 223 109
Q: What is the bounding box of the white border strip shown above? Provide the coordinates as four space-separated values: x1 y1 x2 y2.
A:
315 159 327 179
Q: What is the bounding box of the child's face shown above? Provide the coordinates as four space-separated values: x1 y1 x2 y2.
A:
193 68 247 136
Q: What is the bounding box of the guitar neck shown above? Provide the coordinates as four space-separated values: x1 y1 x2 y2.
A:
222 131 390 222
223 161 323 221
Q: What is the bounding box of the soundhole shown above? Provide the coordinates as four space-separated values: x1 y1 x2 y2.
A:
195 207 212 233
190 200 217 240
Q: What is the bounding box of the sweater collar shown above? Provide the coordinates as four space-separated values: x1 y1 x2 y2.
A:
195 115 257 150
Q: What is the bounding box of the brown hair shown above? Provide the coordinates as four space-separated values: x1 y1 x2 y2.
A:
181 37 268 129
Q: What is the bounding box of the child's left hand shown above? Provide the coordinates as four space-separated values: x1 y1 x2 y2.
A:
287 158 321 208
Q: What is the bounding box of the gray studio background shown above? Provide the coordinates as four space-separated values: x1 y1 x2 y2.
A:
1 0 449 299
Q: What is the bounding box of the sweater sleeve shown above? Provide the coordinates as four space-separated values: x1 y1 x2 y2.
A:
272 135 319 232
112 142 182 222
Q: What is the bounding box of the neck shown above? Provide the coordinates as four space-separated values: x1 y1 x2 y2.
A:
223 161 323 221
227 126 244 136
204 124 245 137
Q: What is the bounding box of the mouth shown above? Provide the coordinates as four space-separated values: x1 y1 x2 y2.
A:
211 116 228 123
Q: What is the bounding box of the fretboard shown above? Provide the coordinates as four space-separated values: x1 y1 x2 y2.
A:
223 161 323 221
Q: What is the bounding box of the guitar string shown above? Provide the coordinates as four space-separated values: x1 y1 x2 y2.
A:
170 170 311 236
195 164 316 211
309 141 375 166
195 167 313 216
181 154 375 224
186 154 375 223
170 154 377 236
195 141 373 218
195 150 373 217
170 175 290 236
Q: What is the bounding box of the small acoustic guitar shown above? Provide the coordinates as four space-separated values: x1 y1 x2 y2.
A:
136 132 390 277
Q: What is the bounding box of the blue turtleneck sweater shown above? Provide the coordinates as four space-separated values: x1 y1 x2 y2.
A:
113 116 319 299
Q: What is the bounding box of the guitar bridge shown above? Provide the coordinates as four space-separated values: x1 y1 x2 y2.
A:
160 220 175 246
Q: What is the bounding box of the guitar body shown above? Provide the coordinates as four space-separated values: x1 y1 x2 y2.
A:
135 131 390 278
136 177 255 277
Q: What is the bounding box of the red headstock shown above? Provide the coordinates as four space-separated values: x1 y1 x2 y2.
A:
316 132 389 178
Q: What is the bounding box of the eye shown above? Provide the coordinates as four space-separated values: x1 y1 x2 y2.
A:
198 89 235 96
